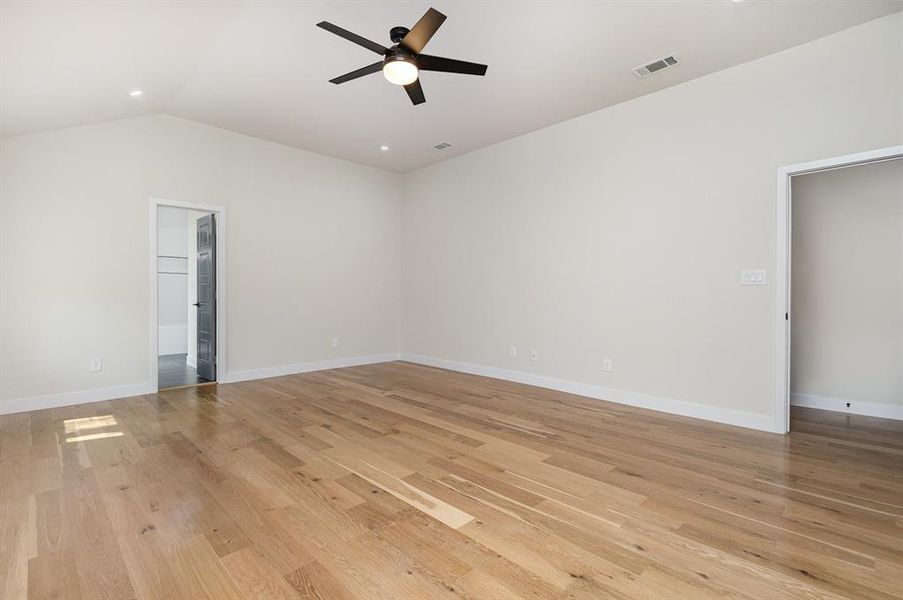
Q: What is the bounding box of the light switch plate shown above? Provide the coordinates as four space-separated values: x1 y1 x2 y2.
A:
741 270 767 286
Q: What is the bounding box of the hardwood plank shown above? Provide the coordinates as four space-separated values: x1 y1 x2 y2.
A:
285 560 354 600
170 535 244 600
221 546 300 600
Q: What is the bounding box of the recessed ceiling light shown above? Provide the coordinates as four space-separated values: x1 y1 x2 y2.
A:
380 145 389 151
129 89 144 97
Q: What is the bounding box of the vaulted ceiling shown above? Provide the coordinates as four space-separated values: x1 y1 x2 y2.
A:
2 1 900 172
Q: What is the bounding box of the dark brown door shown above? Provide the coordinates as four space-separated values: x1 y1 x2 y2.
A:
196 214 216 381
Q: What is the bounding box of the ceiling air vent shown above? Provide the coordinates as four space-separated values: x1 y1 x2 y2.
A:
631 55 679 79
433 142 452 150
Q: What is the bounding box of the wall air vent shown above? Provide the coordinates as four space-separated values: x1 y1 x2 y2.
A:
631 55 679 79
433 142 452 150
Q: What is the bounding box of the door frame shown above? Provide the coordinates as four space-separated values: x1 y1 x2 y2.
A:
149 198 228 391
773 144 903 434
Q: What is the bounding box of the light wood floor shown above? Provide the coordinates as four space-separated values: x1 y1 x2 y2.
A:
1 361 901 599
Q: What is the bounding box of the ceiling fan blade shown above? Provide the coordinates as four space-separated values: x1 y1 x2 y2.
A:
400 8 446 54
404 79 426 105
316 21 387 55
417 54 487 76
329 62 383 84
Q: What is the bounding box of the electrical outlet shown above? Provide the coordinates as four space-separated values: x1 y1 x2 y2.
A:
332 338 340 349
603 358 612 372
509 346 518 358
89 358 103 372
529 349 538 362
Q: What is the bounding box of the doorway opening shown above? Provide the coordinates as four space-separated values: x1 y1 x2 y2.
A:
774 146 903 433
150 199 227 391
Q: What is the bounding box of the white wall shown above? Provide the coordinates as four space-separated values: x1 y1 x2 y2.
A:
0 115 402 405
157 206 190 355
401 14 903 426
791 159 903 415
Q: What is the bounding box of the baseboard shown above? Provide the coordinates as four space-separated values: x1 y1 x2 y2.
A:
0 354 401 416
400 354 778 433
0 381 156 416
791 392 903 421
225 353 402 384
1 354 786 432
186 356 197 369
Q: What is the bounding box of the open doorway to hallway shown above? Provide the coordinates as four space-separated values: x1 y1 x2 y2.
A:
156 205 217 390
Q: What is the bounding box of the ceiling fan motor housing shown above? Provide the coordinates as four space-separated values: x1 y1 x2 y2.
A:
384 47 416 67
389 26 410 44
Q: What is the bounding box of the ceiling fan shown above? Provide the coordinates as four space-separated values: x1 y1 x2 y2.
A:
316 7 488 106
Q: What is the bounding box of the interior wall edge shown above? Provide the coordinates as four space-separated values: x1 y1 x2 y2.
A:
790 392 903 421
399 354 778 433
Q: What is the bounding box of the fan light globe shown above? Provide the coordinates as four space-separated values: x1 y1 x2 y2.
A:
383 59 418 86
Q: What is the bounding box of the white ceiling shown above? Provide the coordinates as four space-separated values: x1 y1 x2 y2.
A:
2 1 900 173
